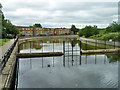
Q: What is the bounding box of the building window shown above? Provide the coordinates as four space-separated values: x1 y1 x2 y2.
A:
39 28 41 30
22 31 25 33
22 28 24 30
36 28 39 30
26 31 27 33
28 28 30 30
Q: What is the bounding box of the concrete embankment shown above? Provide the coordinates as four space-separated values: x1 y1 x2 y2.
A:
17 52 64 58
19 35 78 44
81 48 120 55
80 37 120 47
1 42 18 89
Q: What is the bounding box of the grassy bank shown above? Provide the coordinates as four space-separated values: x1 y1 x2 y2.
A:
0 39 10 46
90 32 120 40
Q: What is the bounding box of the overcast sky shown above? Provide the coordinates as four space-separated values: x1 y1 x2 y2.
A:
1 0 119 28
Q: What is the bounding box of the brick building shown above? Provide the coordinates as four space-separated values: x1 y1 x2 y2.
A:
16 26 72 36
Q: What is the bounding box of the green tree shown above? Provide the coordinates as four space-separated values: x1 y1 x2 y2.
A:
106 21 120 32
71 25 79 34
2 14 19 38
33 23 42 28
78 25 99 38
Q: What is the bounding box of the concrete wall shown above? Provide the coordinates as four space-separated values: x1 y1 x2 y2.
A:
1 42 18 89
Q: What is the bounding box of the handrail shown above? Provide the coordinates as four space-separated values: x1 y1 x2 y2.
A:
1 37 19 70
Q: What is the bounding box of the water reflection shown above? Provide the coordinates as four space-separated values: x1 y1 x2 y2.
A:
17 54 118 88
19 39 118 54
17 38 119 88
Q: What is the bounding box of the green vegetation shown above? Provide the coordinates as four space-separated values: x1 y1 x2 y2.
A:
2 14 19 38
79 25 99 38
78 21 120 40
71 25 79 34
0 39 10 46
90 32 120 40
105 53 120 63
33 23 42 28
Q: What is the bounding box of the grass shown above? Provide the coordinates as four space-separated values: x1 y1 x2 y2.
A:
90 32 120 40
0 39 10 46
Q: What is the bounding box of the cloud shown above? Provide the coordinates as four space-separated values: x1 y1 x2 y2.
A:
1 0 119 28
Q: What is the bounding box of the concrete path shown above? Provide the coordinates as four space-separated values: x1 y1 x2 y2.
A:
0 39 14 59
0 39 14 89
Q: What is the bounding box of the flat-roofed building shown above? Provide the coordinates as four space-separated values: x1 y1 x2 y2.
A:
16 26 72 36
16 26 34 36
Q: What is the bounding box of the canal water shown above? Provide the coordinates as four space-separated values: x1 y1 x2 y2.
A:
16 37 120 88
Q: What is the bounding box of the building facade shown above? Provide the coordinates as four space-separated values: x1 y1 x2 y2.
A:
16 26 72 36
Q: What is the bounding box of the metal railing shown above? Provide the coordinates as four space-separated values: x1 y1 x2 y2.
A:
1 37 19 70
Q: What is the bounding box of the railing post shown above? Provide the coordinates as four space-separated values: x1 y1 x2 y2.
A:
68 41 69 56
30 41 31 53
72 40 73 56
18 39 19 53
105 40 106 49
42 41 43 53
53 41 54 52
95 55 96 64
95 39 97 50
79 55 81 65
114 40 115 49
63 41 65 53
86 40 87 50
72 40 74 64
80 40 81 54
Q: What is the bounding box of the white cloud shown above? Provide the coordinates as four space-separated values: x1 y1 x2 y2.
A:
1 0 118 28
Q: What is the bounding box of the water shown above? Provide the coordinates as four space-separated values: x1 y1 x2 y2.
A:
16 38 119 88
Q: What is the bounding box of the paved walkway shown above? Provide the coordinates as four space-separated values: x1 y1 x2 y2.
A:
0 39 14 59
0 39 14 89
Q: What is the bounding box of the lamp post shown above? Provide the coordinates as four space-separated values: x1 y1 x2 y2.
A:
4 27 6 42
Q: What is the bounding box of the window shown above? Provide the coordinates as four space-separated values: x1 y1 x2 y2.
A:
39 28 41 30
22 31 25 33
26 31 27 33
31 28 33 30
36 28 39 30
28 28 30 30
22 28 24 30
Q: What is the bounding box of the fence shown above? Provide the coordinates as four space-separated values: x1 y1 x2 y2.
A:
1 37 19 70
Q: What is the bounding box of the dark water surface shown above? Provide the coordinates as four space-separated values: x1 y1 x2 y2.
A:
17 38 119 88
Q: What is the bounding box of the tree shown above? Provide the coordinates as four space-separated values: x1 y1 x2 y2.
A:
71 25 79 34
106 21 120 32
33 23 42 28
2 14 19 38
78 25 99 38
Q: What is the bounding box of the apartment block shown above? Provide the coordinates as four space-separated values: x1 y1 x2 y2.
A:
16 26 72 36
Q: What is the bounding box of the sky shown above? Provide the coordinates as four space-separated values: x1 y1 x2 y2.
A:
0 0 119 28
